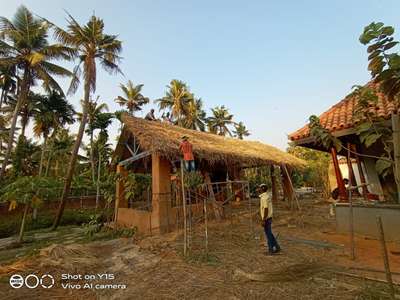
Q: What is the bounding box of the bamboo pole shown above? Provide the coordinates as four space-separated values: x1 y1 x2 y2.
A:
347 145 355 260
204 189 208 257
247 182 254 241
376 216 396 299
180 159 187 256
188 189 192 252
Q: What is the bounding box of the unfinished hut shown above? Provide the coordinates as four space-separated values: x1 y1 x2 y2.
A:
113 114 304 234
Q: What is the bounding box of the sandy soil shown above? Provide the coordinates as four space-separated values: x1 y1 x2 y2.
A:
0 196 399 300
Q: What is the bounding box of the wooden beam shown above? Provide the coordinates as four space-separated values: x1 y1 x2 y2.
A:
118 150 151 167
331 147 347 201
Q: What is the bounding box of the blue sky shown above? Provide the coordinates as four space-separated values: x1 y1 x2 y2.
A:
3 0 400 149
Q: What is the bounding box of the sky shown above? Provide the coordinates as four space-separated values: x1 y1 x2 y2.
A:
2 0 400 150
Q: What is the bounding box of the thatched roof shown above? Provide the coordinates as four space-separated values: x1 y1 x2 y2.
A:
116 114 305 168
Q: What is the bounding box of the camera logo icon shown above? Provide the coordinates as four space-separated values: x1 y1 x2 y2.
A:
9 274 55 289
9 274 24 289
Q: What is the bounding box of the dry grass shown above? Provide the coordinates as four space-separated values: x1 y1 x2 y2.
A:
117 114 305 168
1 197 397 299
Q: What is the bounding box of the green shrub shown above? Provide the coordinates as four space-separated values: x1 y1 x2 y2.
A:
0 208 104 238
83 224 136 241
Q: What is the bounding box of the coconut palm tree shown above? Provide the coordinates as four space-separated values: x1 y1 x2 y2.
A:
233 122 250 139
45 129 75 177
11 136 40 176
45 90 75 133
156 79 191 126
115 80 149 115
207 105 234 136
33 91 75 176
182 97 206 131
0 66 17 110
51 13 122 229
84 97 109 183
0 6 74 179
0 114 9 154
86 114 113 209
1 92 46 138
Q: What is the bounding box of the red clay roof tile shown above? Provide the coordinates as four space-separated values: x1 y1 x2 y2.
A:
289 84 399 141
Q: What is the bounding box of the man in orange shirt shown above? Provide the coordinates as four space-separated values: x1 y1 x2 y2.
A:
179 136 195 172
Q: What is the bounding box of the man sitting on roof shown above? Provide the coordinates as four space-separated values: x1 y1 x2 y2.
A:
161 112 173 124
145 109 156 121
179 136 195 172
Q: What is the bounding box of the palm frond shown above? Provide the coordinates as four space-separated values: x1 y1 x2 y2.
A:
67 63 81 95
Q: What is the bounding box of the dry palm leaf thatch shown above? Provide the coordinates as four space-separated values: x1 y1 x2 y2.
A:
116 114 305 168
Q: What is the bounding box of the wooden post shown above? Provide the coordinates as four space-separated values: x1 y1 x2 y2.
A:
204 188 208 258
204 172 223 220
282 165 301 211
152 154 172 234
347 146 355 260
280 166 290 206
270 165 278 203
346 143 359 196
353 144 369 201
392 113 400 204
330 147 347 201
376 216 395 299
180 159 187 256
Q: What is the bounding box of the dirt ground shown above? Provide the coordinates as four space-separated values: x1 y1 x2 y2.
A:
0 196 399 300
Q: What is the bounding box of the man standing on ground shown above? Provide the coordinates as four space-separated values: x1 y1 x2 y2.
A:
259 184 281 255
179 136 195 172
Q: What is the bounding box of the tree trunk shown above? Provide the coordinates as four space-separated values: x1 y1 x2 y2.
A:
95 151 101 210
18 204 29 244
39 135 48 176
90 131 96 184
20 120 27 138
52 76 90 230
392 113 400 203
33 134 48 221
0 88 5 110
0 68 29 179
45 151 52 177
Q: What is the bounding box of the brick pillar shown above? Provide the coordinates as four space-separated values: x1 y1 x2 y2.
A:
151 153 171 233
